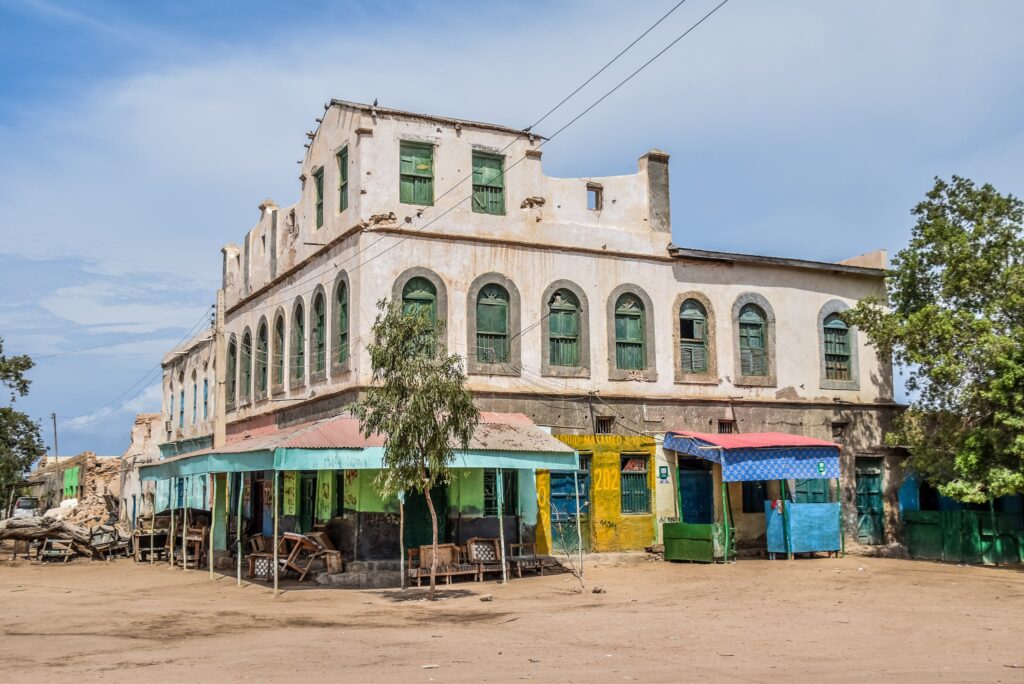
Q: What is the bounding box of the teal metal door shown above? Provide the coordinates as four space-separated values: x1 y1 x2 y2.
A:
679 469 714 524
298 473 316 532
856 459 884 544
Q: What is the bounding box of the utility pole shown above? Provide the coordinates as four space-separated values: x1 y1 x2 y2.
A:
51 412 59 464
214 291 226 448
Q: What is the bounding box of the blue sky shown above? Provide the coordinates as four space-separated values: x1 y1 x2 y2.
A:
1 0 1022 456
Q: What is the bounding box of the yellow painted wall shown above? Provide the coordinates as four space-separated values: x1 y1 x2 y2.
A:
535 470 552 555
554 435 658 552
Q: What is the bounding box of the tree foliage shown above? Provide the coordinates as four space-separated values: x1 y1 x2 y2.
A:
845 176 1024 502
0 337 46 505
350 301 479 598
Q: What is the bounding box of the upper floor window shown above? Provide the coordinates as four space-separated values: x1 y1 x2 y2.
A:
169 390 174 426
472 152 504 215
587 183 603 211
336 281 349 364
738 304 767 376
476 284 509 363
292 302 305 384
313 168 324 229
549 289 580 367
202 378 209 421
614 294 646 370
679 299 708 373
312 292 327 376
337 147 349 213
823 314 851 381
240 331 253 400
273 314 285 388
402 276 437 323
192 381 197 424
256 321 269 395
226 337 237 407
399 141 433 206
178 390 185 428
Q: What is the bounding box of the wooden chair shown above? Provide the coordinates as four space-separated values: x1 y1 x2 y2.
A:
307 531 343 575
181 525 207 569
466 537 507 582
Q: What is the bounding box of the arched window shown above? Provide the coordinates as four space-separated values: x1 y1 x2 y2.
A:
738 304 767 376
191 377 197 424
823 313 851 380
402 276 437 322
548 289 580 367
226 337 237 406
256 320 268 395
273 314 285 388
179 390 184 428
614 294 646 370
679 299 708 373
202 378 209 420
312 292 326 375
240 330 253 400
336 281 349 364
292 302 305 383
476 284 509 363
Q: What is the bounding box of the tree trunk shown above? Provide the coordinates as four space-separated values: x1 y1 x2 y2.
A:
424 482 439 601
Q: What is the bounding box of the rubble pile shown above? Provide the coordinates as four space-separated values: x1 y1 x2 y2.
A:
63 456 122 527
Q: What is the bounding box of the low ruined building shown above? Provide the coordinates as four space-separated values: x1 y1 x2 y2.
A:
152 100 905 568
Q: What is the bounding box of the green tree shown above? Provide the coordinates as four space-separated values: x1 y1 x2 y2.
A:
846 176 1024 503
351 301 479 599
0 337 46 511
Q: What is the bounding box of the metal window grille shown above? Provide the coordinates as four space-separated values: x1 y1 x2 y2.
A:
484 469 518 516
620 455 649 514
717 420 735 434
596 416 615 434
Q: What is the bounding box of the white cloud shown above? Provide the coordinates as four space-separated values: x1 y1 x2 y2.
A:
38 282 208 334
62 379 162 433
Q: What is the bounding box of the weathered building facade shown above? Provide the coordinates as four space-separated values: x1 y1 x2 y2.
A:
159 100 903 558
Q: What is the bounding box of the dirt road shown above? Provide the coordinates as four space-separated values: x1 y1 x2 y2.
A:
1 555 1021 682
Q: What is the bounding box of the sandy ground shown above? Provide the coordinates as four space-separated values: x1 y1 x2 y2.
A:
1 553 1022 683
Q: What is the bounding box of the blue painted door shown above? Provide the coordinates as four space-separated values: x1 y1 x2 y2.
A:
550 470 590 552
856 459 884 545
679 470 714 524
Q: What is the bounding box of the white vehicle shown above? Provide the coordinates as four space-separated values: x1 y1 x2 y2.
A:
12 496 41 519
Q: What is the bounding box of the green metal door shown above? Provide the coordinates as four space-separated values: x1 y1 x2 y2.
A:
298 473 316 533
856 459 884 545
403 485 449 551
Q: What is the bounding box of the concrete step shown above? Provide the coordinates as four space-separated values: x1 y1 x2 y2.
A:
315 570 402 589
346 560 400 573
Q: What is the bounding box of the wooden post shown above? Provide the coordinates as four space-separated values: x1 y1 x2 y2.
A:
169 478 176 569
722 481 732 563
836 478 844 557
780 479 792 560
573 469 584 577
149 510 154 565
399 492 406 590
273 470 280 598
237 472 243 587
497 468 507 584
183 487 190 571
209 476 216 580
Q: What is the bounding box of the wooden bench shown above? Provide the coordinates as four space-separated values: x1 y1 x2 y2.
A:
508 543 559 578
407 544 477 586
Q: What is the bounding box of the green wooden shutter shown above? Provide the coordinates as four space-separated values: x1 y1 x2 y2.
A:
615 295 645 370
227 342 236 403
314 295 326 373
337 283 349 363
476 285 509 363
293 307 305 381
337 147 349 213
472 152 505 215
549 291 580 367
274 317 285 385
313 169 324 228
824 315 850 380
400 142 433 206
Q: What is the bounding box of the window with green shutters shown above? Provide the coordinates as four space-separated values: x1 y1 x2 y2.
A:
472 152 504 215
312 293 326 375
679 299 708 373
738 304 767 376
742 480 767 513
823 313 851 380
313 168 324 228
178 390 185 427
402 277 437 323
620 455 649 514
336 281 349 364
273 314 285 387
337 147 349 213
240 331 252 401
292 303 305 383
793 478 831 503
399 142 433 206
202 379 209 420
548 290 580 367
614 294 645 370
476 284 509 363
484 469 519 516
169 392 174 426
226 338 237 406
192 382 197 424
255 322 268 395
